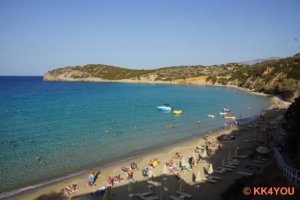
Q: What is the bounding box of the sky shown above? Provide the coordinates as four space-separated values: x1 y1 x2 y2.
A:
0 0 300 75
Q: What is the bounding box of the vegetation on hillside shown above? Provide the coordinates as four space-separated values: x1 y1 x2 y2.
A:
48 64 155 80
283 96 300 167
45 53 300 101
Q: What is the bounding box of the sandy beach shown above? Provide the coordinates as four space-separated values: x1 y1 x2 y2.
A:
5 95 287 200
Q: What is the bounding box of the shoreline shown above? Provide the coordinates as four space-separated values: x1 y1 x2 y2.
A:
43 77 269 96
8 128 237 200
1 122 232 199
4 94 287 200
44 77 294 106
7 75 284 103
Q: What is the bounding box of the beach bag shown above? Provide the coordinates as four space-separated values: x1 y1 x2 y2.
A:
121 167 129 173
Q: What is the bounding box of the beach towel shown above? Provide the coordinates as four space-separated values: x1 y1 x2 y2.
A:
122 167 130 173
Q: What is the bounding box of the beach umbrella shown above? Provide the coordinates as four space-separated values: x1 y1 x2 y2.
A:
163 183 169 192
256 146 270 154
192 152 197 161
102 190 110 200
195 171 202 182
160 190 164 200
128 182 133 193
208 163 213 175
201 148 208 158
200 166 207 179
181 157 186 167
148 169 156 178
233 147 239 157
221 157 227 166
161 177 169 192
227 151 232 162
178 180 184 192
162 164 168 175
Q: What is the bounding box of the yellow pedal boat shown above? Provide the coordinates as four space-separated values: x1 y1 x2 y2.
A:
172 110 183 115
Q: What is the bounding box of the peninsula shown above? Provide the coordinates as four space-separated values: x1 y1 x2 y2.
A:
44 53 300 101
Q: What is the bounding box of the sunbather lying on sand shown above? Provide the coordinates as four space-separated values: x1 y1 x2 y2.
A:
130 162 139 170
173 151 183 159
113 174 124 184
149 159 159 167
166 160 181 173
61 184 77 195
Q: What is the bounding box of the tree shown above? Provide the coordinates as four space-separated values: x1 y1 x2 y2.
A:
206 75 217 84
283 96 300 161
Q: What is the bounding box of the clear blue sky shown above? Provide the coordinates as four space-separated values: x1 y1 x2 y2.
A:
0 0 300 75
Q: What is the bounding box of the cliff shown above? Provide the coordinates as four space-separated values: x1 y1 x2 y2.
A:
44 53 300 101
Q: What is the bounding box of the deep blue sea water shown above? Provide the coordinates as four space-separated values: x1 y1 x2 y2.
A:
0 76 270 197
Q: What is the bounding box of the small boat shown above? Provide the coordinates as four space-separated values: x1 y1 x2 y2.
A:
208 114 215 118
223 108 230 112
172 110 183 115
224 114 236 119
219 112 227 115
157 104 172 112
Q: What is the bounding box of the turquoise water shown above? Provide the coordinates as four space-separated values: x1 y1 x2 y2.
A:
0 77 270 197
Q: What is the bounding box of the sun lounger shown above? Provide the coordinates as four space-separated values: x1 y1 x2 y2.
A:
228 161 239 166
135 192 154 197
128 194 135 200
214 168 226 174
176 191 192 198
253 159 263 164
195 184 201 190
218 166 233 171
139 196 159 200
207 175 221 180
169 195 181 200
238 171 254 176
203 177 217 183
245 164 261 172
223 164 236 168
229 159 239 163
225 161 237 167
233 155 248 159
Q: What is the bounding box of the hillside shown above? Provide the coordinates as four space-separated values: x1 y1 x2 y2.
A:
44 53 300 101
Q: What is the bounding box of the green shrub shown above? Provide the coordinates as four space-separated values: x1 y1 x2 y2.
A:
206 75 217 84
217 77 228 85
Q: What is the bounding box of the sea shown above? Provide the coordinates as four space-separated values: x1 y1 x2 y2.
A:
0 76 270 198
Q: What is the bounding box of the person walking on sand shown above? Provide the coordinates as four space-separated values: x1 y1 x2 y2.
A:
88 171 95 186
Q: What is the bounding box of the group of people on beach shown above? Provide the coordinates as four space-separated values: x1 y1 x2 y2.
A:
85 130 229 191
87 161 141 188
